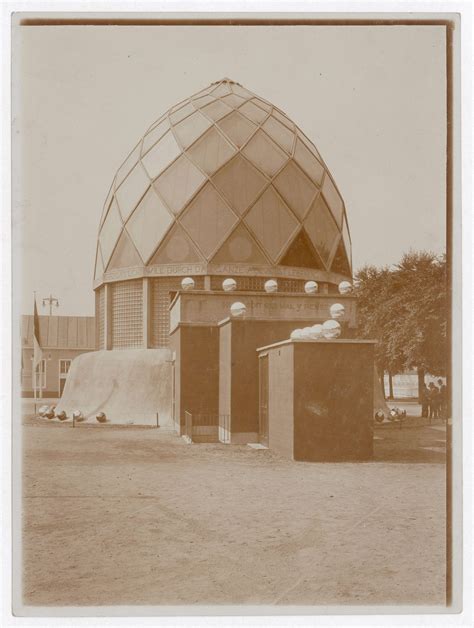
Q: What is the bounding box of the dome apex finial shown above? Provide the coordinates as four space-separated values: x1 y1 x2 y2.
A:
212 77 239 85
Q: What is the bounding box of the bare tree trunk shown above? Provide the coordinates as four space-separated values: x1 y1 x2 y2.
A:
417 367 425 401
388 371 394 400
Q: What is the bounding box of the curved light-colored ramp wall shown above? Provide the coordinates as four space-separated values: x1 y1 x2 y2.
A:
55 349 173 426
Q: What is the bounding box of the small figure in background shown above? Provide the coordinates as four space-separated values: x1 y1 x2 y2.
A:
437 378 447 420
428 382 440 421
420 383 429 418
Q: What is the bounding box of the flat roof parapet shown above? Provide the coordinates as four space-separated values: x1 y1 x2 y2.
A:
256 338 377 353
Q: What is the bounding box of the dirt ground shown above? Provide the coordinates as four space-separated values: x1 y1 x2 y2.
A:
21 418 446 607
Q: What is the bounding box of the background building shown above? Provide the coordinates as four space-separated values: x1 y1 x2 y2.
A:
21 315 95 398
93 78 352 351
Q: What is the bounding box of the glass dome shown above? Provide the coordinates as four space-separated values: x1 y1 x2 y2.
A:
94 78 352 284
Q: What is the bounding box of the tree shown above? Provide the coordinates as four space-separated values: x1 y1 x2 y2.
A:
354 251 448 399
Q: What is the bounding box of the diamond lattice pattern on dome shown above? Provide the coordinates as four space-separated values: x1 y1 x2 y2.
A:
95 78 351 279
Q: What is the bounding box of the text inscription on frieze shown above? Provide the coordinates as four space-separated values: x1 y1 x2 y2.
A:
96 263 348 286
176 293 357 327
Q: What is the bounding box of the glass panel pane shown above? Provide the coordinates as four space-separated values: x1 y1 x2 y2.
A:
212 222 269 264
192 94 216 108
279 229 324 270
190 84 215 100
186 127 236 175
180 182 238 259
99 181 115 227
297 130 323 162
273 161 317 220
293 138 324 187
212 154 268 216
210 83 232 97
222 93 247 109
94 244 104 279
322 173 344 227
149 223 204 264
342 216 352 268
107 229 142 270
262 115 295 154
127 186 174 263
201 99 233 122
141 130 182 180
217 111 257 148
251 97 271 112
230 83 254 99
115 163 150 221
244 186 299 262
330 237 351 276
238 101 268 125
153 154 206 215
141 118 169 156
115 142 141 187
272 108 295 131
169 101 195 124
172 111 212 149
144 113 166 134
303 194 340 267
242 130 288 178
99 197 123 266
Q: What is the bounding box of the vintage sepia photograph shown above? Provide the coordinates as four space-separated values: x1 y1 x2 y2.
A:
9 13 464 617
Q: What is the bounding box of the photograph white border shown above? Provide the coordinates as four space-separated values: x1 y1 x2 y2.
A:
2 2 472 626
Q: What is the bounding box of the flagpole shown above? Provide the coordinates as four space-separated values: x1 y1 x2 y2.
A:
33 291 37 413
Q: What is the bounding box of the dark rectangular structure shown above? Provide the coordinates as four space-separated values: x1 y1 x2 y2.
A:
257 339 376 461
169 322 220 435
218 317 319 443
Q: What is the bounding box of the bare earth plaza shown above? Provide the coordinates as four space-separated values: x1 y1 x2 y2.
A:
16 32 450 611
22 417 446 606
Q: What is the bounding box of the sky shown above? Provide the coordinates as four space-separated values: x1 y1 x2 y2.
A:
13 24 447 316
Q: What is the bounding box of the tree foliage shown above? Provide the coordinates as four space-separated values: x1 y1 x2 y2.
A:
353 251 448 382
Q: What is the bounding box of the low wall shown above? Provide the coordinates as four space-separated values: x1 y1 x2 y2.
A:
55 349 173 426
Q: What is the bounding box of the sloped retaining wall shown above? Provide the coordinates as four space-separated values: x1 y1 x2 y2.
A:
55 349 173 426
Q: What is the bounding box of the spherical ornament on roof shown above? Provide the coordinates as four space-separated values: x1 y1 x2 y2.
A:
338 281 352 295
264 279 278 293
304 281 318 294
222 278 237 292
94 79 352 286
181 277 195 291
310 324 323 339
322 319 341 339
73 410 85 422
230 301 246 317
329 303 345 319
290 328 304 340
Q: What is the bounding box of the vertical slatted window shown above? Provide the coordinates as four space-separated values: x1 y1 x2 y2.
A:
150 277 204 347
96 287 105 350
111 280 143 349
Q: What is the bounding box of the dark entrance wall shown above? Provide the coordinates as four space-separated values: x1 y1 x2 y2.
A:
293 342 375 461
258 339 375 462
169 323 220 433
218 318 317 442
